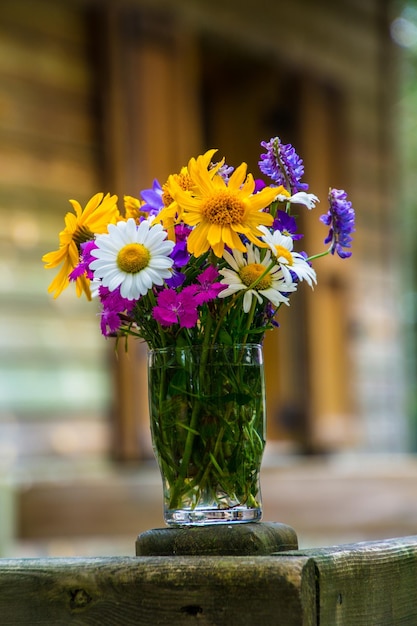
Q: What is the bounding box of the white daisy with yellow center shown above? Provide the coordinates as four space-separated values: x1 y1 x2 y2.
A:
90 218 174 300
218 244 296 313
259 226 317 288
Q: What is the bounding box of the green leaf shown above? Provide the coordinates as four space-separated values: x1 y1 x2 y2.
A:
217 327 233 345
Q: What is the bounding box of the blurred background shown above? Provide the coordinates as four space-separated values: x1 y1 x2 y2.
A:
1 0 417 557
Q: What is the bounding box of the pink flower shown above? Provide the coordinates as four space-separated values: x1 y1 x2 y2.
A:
153 286 198 328
194 266 224 305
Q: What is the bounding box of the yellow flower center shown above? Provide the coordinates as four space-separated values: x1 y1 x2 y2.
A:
117 243 150 273
240 263 272 290
73 224 94 248
162 173 193 208
177 172 193 191
202 191 245 224
162 188 174 207
274 245 293 265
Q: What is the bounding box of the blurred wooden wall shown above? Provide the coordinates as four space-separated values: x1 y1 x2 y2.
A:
0 0 404 472
97 0 401 455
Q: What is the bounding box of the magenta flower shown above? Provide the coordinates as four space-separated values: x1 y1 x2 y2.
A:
69 240 98 282
97 285 135 337
194 266 224 305
100 308 123 336
153 286 199 328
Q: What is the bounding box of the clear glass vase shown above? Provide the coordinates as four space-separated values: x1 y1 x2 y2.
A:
148 343 266 525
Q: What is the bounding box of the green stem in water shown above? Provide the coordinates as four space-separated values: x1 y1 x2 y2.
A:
240 296 258 346
168 340 212 510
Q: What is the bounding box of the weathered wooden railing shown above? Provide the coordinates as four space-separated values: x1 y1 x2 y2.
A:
0 525 416 625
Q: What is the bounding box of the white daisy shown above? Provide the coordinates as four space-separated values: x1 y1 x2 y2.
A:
89 218 174 300
218 244 296 313
275 192 319 209
259 226 317 288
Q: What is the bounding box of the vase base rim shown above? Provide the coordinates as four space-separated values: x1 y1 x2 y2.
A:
164 507 262 526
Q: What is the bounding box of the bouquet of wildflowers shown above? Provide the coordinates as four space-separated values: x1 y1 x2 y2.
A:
43 137 355 521
43 137 355 350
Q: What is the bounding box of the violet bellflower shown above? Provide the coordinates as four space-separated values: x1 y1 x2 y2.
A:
320 188 355 259
165 270 186 289
140 179 164 215
254 179 266 193
171 224 192 267
273 210 303 241
259 136 308 194
165 224 192 288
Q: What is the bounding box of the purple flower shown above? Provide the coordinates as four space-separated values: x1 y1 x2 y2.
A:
140 179 164 214
171 241 189 267
259 137 308 194
165 224 192 288
273 210 303 241
165 269 186 289
153 286 199 328
193 266 224 305
264 302 280 327
171 225 192 268
211 161 234 183
254 178 266 193
320 189 355 258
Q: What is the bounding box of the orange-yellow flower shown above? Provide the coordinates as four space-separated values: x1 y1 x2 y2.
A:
156 149 221 239
42 192 119 299
172 151 284 257
124 195 146 222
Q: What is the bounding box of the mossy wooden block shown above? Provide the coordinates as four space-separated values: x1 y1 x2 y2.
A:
136 521 298 556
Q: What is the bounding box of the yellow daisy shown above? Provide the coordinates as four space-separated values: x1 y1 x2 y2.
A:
156 149 222 238
124 195 147 222
172 152 285 257
42 192 119 300
156 168 193 239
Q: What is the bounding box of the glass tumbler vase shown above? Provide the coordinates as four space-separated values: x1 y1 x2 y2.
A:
147 343 266 525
